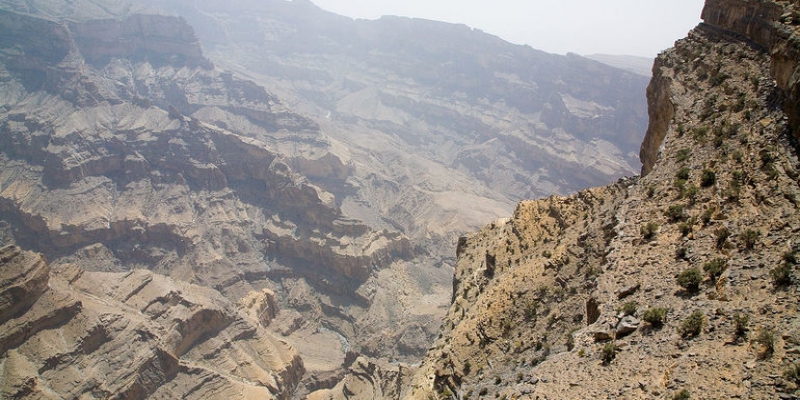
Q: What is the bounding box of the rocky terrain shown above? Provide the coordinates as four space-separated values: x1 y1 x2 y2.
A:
409 0 800 398
0 1 656 397
0 245 303 399
0 8 424 397
137 0 650 259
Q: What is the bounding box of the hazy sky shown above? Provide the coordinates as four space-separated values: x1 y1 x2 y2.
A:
311 0 706 57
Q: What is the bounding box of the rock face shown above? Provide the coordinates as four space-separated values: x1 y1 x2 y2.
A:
142 0 650 259
412 0 800 398
0 245 304 398
0 8 431 395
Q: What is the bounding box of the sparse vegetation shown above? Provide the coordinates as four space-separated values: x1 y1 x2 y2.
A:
771 263 794 286
677 268 703 292
733 313 750 338
682 184 700 202
678 221 693 237
620 301 638 317
740 229 760 250
755 328 776 358
675 167 691 182
665 204 686 222
701 206 716 225
641 222 659 241
700 169 716 187
601 342 618 365
681 311 705 338
692 126 710 142
785 363 800 384
643 307 668 327
676 148 692 163
702 258 728 281
672 389 691 400
714 227 731 249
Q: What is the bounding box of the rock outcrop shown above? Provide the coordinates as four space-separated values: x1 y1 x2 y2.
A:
0 9 427 394
0 245 304 399
412 0 800 398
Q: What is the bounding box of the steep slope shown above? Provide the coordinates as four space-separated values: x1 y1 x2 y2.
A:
410 0 800 398
0 9 445 394
0 245 303 399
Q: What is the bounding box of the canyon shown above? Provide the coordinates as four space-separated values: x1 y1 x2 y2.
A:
2 0 798 398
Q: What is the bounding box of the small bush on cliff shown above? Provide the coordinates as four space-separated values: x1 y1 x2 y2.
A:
675 167 691 182
681 311 705 338
740 229 761 250
755 328 776 358
733 313 750 338
771 263 794 287
785 363 800 385
714 227 731 249
672 389 691 400
703 258 728 281
676 148 692 163
677 268 703 292
601 342 618 365
619 301 638 317
700 169 716 187
641 222 659 241
665 204 686 222
643 307 668 327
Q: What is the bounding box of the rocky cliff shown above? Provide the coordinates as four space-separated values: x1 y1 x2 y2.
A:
0 9 438 396
411 0 800 398
140 0 650 260
0 245 304 399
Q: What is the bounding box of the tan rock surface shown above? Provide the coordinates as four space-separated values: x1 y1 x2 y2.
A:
410 1 800 398
0 245 303 399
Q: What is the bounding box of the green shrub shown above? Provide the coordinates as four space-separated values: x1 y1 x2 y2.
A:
676 247 688 260
675 167 691 181
733 313 750 338
682 184 700 202
601 342 618 365
740 229 760 250
681 311 705 338
643 307 668 327
641 222 659 241
700 169 716 187
620 301 638 317
715 227 731 249
677 268 703 292
665 204 686 222
724 179 742 201
755 328 776 358
463 360 471 375
676 148 692 163
703 258 728 280
678 222 693 237
785 363 800 384
783 249 798 265
692 126 709 141
771 263 793 286
672 389 691 400
701 207 716 225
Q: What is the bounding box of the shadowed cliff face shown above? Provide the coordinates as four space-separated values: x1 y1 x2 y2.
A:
412 0 800 398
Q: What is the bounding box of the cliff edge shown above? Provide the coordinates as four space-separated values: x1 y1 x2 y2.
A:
412 0 800 398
